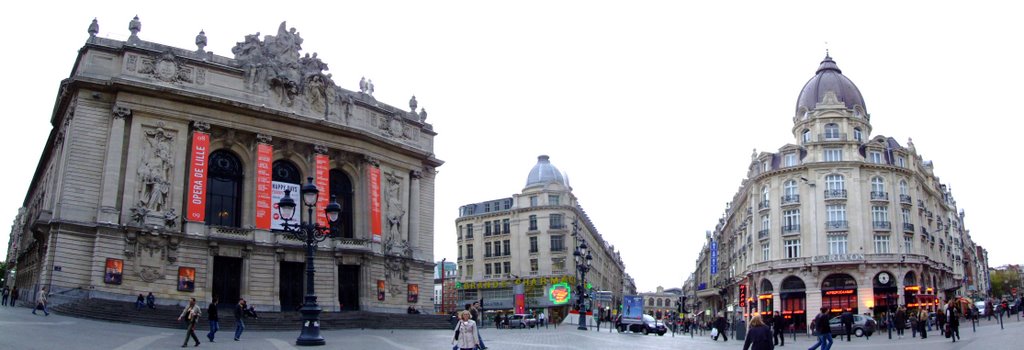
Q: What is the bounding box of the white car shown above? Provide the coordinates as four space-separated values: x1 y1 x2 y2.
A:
975 301 987 317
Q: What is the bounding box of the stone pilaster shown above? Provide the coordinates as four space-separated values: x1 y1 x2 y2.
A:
408 170 422 258
98 104 131 224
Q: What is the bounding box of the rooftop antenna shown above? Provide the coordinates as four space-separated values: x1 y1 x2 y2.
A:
825 41 830 58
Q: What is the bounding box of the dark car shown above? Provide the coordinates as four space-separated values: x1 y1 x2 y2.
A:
828 314 876 337
629 314 667 336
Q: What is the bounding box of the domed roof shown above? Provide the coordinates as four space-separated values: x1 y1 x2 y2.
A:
525 155 566 187
795 54 866 115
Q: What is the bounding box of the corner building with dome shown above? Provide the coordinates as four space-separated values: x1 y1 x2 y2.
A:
691 55 990 332
455 155 628 324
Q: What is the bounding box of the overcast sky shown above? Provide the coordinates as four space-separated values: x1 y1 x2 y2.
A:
1 1 1020 293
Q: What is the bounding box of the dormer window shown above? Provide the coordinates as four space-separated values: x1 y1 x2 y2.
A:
869 151 883 164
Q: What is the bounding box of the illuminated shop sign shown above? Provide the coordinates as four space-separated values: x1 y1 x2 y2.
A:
823 289 855 296
549 282 572 305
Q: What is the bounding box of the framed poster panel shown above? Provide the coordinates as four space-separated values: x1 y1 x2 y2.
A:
408 284 419 303
377 280 386 301
178 267 196 292
104 258 123 285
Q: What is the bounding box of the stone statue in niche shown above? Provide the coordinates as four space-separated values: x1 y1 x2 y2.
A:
137 123 175 213
385 172 406 246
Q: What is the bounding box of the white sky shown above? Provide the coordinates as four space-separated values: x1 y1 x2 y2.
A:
1 1 1021 293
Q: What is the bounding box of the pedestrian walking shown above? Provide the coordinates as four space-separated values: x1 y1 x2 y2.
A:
945 300 960 342
9 286 17 307
32 286 49 316
468 302 488 349
744 314 775 350
206 297 219 342
176 297 202 347
909 311 918 338
233 299 247 341
935 307 946 336
452 310 479 350
713 314 729 341
1 286 9 306
808 307 833 350
894 307 906 338
917 308 928 339
840 310 853 341
771 311 786 346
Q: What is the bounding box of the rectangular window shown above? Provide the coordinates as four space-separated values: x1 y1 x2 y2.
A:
458 245 462 259
824 148 843 162
904 236 913 253
827 205 846 221
869 151 883 164
902 208 911 223
783 209 800 228
530 196 538 207
828 235 848 254
529 215 538 230
550 214 564 229
552 257 566 272
493 221 501 235
458 225 463 240
549 195 560 206
503 240 511 257
466 244 474 259
502 219 510 233
466 224 474 239
874 235 891 254
529 236 538 253
494 262 502 275
466 265 473 276
530 259 538 273
784 239 801 259
784 153 798 167
504 200 511 210
503 262 511 275
550 235 565 251
897 156 906 168
762 243 770 261
484 203 491 212
872 206 889 222
485 263 492 276
484 242 492 257
484 223 492 236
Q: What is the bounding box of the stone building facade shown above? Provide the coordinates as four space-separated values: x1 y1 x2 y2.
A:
5 18 442 314
692 55 988 331
454 155 627 323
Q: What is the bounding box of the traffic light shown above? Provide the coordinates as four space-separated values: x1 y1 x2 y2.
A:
679 296 689 313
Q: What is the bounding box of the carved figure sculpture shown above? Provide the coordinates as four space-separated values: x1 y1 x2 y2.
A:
359 77 368 93
409 95 417 112
137 125 174 212
88 18 99 37
385 173 405 244
128 16 141 40
195 30 207 53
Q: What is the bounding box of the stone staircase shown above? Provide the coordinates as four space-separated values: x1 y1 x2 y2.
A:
52 298 453 331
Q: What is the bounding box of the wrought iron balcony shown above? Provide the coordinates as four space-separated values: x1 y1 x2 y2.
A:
758 200 770 211
873 221 891 231
780 195 800 206
818 133 847 142
825 220 849 231
899 194 912 205
758 229 770 240
781 224 800 234
870 191 889 201
824 189 847 200
903 223 915 233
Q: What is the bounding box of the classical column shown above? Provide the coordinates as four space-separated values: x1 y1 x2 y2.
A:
408 170 422 257
98 105 131 224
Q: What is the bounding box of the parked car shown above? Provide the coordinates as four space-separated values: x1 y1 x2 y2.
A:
620 314 667 336
975 301 988 317
508 314 537 328
828 314 876 337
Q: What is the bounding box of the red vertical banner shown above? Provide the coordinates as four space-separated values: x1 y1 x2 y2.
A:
186 131 210 222
369 166 382 242
315 154 330 227
255 143 273 230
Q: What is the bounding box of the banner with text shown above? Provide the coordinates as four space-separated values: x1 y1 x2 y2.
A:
315 154 330 227
186 131 210 222
369 166 382 242
255 143 273 230
271 181 301 230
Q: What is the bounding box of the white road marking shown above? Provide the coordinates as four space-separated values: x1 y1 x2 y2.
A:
266 337 299 350
112 333 173 350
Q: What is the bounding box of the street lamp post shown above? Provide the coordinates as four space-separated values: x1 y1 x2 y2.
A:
572 218 593 331
276 177 342 346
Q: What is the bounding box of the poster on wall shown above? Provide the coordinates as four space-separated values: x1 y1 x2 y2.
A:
186 131 210 222
408 284 419 303
314 154 330 227
271 181 301 230
178 267 196 292
377 280 386 301
104 258 123 285
254 143 273 229
369 166 382 242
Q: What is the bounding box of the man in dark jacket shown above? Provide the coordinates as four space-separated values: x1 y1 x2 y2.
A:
894 307 907 339
771 311 786 346
808 307 832 350
714 315 729 341
840 310 854 341
206 298 219 342
233 299 247 341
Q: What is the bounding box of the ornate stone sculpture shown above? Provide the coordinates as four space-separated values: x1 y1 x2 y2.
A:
231 22 336 112
137 123 175 214
88 18 99 37
418 108 427 123
409 95 417 113
125 231 179 282
359 77 368 93
195 30 207 53
385 172 405 247
128 15 141 42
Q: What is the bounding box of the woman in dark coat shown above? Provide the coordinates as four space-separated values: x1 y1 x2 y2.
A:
894 307 907 338
744 314 775 350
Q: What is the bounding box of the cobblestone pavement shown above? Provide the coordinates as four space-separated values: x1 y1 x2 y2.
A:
3 305 1023 349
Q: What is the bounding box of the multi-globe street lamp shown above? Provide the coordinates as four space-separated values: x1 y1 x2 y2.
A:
276 177 342 346
572 219 593 331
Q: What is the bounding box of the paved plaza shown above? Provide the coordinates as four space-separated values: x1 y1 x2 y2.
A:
2 305 1023 349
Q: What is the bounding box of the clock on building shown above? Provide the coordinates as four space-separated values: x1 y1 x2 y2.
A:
878 273 890 285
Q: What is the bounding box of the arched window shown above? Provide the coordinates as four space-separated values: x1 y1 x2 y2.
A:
871 177 885 193
762 186 770 203
825 174 845 191
656 299 663 307
206 150 243 227
784 180 798 197
648 298 654 306
329 169 355 239
899 180 909 196
824 123 840 140
273 160 304 222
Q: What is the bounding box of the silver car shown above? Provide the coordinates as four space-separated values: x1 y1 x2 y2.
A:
828 314 876 337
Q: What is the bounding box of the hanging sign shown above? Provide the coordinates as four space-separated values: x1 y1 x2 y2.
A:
186 131 210 222
314 154 330 227
254 143 273 229
369 166 382 242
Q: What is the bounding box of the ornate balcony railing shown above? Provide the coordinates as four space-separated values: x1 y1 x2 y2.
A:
870 191 889 201
781 224 800 235
825 220 849 231
899 194 912 205
903 223 915 233
781 195 800 206
873 221 891 231
759 200 770 211
824 189 847 200
818 133 848 142
758 229 770 240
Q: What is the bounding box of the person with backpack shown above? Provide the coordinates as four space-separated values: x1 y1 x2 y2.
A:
808 307 832 350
